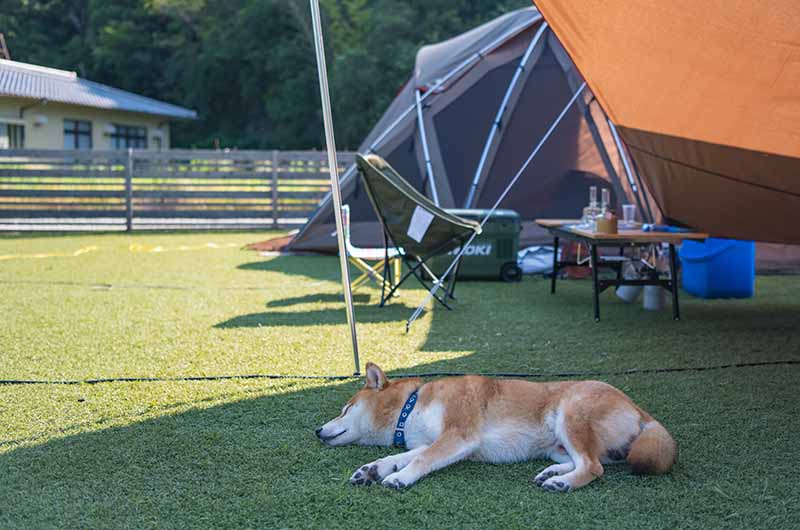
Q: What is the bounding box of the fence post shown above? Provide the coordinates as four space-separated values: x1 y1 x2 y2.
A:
271 149 279 227
125 147 134 231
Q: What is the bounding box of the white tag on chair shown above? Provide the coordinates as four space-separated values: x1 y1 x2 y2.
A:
407 206 434 243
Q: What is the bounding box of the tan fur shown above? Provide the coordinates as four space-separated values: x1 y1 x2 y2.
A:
317 363 677 492
627 420 678 474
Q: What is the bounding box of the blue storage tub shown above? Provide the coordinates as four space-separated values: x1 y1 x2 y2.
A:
679 238 755 298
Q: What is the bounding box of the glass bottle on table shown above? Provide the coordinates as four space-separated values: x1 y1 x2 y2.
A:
594 188 614 232
581 185 599 229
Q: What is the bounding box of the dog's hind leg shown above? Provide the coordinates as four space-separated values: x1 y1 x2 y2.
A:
539 408 604 493
533 444 575 485
381 433 478 489
533 462 575 486
350 445 428 486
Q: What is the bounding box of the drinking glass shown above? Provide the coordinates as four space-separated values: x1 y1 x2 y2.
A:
622 204 636 225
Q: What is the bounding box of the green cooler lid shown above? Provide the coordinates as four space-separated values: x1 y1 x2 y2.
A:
445 208 521 221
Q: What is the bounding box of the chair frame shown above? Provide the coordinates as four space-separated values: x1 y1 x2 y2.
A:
377 226 467 311
341 204 402 293
356 153 480 311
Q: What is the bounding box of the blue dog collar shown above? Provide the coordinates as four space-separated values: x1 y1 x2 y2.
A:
393 390 418 448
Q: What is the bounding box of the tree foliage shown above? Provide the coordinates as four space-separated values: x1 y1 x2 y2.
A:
0 0 523 149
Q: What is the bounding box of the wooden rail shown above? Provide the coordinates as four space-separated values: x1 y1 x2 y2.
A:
0 149 355 231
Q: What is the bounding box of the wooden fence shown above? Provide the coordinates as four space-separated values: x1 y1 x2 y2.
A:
0 149 355 231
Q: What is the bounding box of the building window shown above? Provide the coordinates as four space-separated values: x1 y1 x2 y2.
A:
110 124 147 149
64 119 92 150
0 123 25 149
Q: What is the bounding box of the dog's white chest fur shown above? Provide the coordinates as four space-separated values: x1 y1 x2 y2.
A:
404 402 444 448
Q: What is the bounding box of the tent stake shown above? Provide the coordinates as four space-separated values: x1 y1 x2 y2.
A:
407 82 587 331
309 0 360 375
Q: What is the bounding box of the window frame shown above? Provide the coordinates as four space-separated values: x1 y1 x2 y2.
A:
63 119 93 150
110 124 148 150
0 122 25 149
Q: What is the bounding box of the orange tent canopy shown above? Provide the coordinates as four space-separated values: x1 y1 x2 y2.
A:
533 0 800 243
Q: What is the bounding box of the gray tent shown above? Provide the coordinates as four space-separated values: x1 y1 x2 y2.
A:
289 7 658 254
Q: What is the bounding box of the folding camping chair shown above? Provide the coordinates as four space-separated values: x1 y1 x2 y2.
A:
355 153 482 309
341 204 402 291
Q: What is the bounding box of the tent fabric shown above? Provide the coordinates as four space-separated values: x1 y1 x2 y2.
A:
415 9 541 89
532 0 800 245
289 7 656 254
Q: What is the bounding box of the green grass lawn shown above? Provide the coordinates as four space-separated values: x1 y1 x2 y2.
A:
1 231 799 529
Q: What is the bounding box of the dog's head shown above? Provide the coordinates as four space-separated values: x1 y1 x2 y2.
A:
315 362 419 447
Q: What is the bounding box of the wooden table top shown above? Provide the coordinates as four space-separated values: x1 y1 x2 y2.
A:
535 219 709 244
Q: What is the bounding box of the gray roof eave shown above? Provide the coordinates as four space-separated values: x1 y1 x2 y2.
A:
0 59 199 120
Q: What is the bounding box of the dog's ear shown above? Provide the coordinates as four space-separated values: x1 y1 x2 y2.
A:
365 362 389 390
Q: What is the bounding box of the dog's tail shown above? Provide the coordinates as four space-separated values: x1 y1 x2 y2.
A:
626 419 677 475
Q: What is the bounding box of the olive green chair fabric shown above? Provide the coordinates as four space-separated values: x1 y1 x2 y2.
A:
355 153 481 309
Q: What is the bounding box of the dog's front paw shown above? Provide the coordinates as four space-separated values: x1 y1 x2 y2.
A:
381 475 407 490
350 464 376 486
350 459 399 486
540 476 571 493
381 469 416 490
533 469 559 486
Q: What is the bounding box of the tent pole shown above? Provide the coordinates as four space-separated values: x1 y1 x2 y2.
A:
606 119 637 193
407 82 587 331
295 14 544 235
368 12 541 157
580 101 628 214
607 118 654 222
309 0 360 375
415 89 440 205
464 22 548 208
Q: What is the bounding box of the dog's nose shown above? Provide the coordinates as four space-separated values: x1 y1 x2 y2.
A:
315 428 323 438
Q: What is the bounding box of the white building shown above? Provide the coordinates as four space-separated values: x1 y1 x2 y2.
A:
0 58 197 151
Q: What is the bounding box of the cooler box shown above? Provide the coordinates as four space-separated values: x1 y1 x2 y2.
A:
679 238 755 298
428 209 522 281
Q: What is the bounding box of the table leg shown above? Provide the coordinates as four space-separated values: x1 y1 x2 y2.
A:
669 243 680 320
591 243 600 322
551 236 559 294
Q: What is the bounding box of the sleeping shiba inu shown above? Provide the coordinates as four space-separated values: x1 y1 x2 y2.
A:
316 363 676 492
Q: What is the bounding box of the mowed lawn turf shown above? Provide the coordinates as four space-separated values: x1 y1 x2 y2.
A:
1 231 799 529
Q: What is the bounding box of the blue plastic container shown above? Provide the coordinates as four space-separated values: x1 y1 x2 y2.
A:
679 238 755 298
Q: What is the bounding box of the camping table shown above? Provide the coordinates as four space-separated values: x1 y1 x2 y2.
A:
535 219 709 321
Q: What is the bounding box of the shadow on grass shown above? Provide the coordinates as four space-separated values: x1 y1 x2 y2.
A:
266 293 372 308
215 303 417 328
0 380 367 528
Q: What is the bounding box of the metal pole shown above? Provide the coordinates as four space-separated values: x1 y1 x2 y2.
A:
309 0 360 375
607 118 655 222
406 82 588 330
125 147 133 232
271 149 279 227
607 118 637 192
465 22 548 208
415 89 439 205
